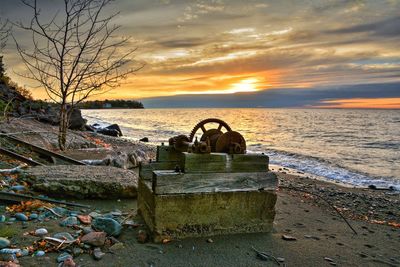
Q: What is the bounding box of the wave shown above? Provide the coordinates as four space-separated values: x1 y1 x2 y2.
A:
248 146 400 191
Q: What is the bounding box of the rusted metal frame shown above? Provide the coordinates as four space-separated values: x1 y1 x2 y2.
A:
2 134 86 165
0 147 45 166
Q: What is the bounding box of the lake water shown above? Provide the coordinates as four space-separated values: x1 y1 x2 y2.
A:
82 108 400 190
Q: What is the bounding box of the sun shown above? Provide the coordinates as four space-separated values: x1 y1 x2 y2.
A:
229 78 259 93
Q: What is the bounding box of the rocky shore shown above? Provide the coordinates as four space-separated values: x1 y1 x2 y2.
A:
0 117 399 267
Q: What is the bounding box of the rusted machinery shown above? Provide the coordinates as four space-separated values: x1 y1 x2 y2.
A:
138 118 278 242
169 118 246 154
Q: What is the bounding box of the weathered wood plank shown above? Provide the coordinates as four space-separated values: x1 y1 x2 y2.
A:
152 171 277 194
156 145 181 162
139 161 179 180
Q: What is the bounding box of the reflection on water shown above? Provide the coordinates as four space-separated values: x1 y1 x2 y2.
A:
83 108 400 190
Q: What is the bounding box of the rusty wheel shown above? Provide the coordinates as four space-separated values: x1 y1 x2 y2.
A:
189 118 232 152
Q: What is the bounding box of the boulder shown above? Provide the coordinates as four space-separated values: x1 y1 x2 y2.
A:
68 108 87 130
23 165 138 199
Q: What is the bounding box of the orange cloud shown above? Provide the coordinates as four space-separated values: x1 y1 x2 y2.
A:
314 98 400 109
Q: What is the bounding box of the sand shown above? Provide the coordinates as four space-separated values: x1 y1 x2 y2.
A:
1 118 399 266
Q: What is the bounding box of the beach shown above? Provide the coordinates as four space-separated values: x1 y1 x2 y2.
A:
0 117 399 267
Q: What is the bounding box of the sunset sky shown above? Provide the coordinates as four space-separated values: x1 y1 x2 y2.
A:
1 0 400 108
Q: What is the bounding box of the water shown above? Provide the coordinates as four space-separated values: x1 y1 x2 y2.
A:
82 108 400 190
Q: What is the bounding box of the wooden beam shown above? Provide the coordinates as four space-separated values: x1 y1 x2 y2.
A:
2 135 86 165
152 171 277 194
0 147 44 166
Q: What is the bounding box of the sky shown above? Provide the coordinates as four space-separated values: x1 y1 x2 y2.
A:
1 0 400 108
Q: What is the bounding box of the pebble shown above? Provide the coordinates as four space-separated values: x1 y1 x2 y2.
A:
92 217 122 236
81 232 107 247
137 230 148 243
14 213 28 222
54 232 75 241
29 213 39 220
35 228 48 237
72 248 83 256
60 216 78 227
34 250 45 257
57 252 72 263
20 249 29 257
77 215 91 225
206 238 213 243
93 248 105 260
82 227 93 234
88 212 101 219
0 249 21 254
282 234 297 241
60 257 76 267
54 207 68 216
0 238 10 249
277 257 285 262
10 185 25 191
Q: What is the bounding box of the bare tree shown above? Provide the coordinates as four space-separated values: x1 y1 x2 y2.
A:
0 18 10 51
14 0 142 150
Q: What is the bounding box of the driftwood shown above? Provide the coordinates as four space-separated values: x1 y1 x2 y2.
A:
0 191 90 208
0 133 86 165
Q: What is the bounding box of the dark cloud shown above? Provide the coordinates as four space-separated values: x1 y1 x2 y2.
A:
326 16 400 37
141 82 400 108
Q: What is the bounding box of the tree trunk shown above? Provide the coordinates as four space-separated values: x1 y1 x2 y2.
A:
58 103 68 150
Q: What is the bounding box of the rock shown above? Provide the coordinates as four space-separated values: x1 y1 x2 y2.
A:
9 185 25 191
60 257 76 267
60 216 78 227
82 227 93 234
0 261 20 267
0 215 5 222
72 247 83 256
282 234 297 241
139 137 149 142
14 213 28 221
109 242 124 252
53 207 69 216
29 213 39 220
206 238 213 243
57 252 72 263
53 232 75 241
0 238 10 249
277 257 285 263
92 217 122 236
69 108 87 130
24 166 138 199
93 247 105 260
89 212 101 219
77 215 91 225
96 128 120 137
20 249 29 257
105 124 123 136
34 250 45 257
81 232 107 247
137 230 148 243
35 228 48 237
0 249 21 255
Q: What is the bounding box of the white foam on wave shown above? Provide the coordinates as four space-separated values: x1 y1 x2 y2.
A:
248 148 400 191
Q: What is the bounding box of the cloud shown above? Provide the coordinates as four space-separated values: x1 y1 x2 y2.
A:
325 16 400 37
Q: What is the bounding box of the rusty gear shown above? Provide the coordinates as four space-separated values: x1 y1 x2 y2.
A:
189 118 232 143
215 131 246 154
